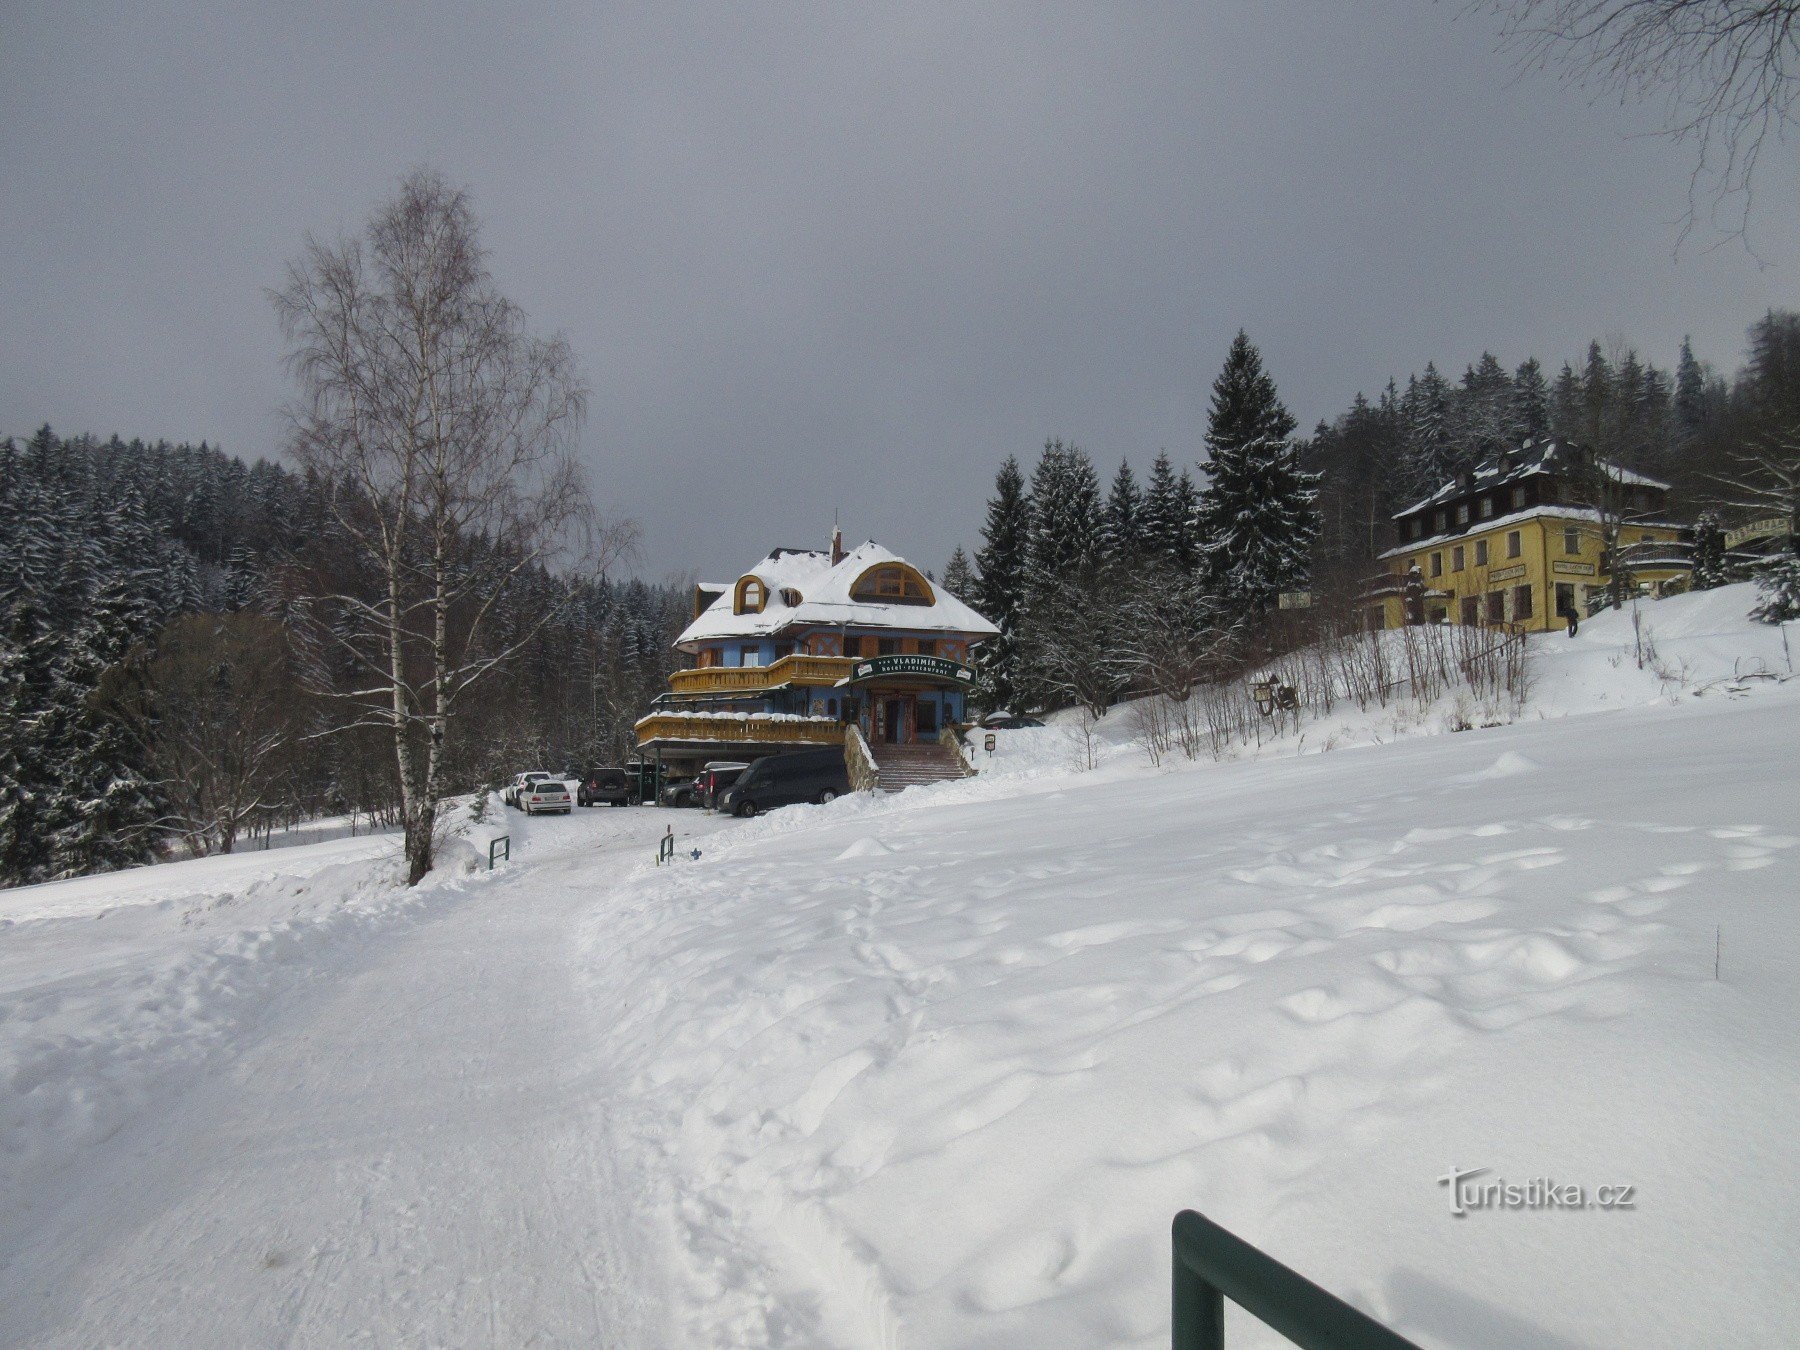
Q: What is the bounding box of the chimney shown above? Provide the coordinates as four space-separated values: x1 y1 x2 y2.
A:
830 524 845 565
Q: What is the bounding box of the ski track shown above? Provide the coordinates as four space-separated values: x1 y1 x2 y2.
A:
0 808 729 1348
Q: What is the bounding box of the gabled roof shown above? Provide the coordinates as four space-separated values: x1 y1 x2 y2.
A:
676 541 999 647
1395 440 1669 520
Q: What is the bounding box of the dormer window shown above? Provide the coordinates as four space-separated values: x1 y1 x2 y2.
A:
779 587 802 607
735 577 766 613
851 564 932 605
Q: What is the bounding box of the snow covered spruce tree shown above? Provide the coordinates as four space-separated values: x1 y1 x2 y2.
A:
274 169 605 884
1194 331 1319 618
1020 439 1127 723
1690 510 1730 590
941 546 975 600
1102 459 1143 574
1138 452 1192 570
971 455 1033 714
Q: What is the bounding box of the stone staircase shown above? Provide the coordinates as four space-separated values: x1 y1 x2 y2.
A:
869 741 972 793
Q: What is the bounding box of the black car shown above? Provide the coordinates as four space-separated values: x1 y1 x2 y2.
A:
716 748 851 818
697 762 749 811
982 714 1045 730
577 767 630 807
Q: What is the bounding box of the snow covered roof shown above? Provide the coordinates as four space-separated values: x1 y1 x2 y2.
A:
676 541 999 648
1395 440 1670 520
1378 505 1685 560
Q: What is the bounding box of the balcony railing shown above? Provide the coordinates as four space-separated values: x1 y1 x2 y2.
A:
635 712 847 748
666 654 857 696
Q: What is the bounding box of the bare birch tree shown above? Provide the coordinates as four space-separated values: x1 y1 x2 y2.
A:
273 168 617 883
1479 1 1800 244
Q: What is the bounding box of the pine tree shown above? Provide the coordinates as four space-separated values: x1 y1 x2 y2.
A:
1173 469 1203 572
1512 358 1551 444
1101 459 1143 572
1674 336 1709 444
1019 440 1109 714
1580 341 1613 448
941 546 975 599
1194 331 1319 615
1456 352 1513 466
1025 439 1104 581
1750 554 1800 624
1139 452 1188 567
1550 362 1583 443
0 604 63 886
971 455 1033 713
1690 510 1730 590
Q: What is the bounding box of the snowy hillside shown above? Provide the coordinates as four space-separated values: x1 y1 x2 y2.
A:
1 586 1796 1347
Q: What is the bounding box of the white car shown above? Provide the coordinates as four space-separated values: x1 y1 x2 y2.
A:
517 778 572 815
505 771 555 808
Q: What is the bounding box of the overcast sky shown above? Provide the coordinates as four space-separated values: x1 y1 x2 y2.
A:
3 1 1794 582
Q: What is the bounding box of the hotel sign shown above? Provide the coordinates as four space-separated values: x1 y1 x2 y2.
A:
848 654 975 686
1725 517 1791 549
1489 564 1527 582
1553 561 1597 576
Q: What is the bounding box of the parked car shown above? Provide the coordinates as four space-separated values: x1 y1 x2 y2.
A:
716 749 850 818
659 774 702 808
981 713 1045 730
517 778 573 815
625 761 668 803
697 761 750 811
577 767 630 807
504 771 555 807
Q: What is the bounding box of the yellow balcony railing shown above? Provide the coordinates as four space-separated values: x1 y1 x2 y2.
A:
634 713 847 748
665 654 856 696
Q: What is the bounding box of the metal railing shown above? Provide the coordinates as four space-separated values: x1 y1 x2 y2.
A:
1172 1210 1420 1350
487 836 510 871
656 828 676 866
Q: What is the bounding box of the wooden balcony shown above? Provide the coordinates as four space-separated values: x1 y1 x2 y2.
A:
666 654 856 696
634 713 847 749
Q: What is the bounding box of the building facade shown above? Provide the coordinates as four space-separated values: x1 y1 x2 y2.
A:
1368 441 1692 632
635 531 998 776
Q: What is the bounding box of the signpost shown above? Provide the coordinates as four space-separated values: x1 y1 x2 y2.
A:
1277 591 1312 611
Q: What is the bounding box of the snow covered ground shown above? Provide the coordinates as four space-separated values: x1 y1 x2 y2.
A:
2 585 1797 1347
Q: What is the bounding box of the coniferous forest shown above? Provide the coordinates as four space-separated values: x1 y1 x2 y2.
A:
962 313 1800 720
0 427 689 886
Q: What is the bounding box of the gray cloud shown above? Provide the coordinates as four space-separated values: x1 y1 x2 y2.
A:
4 0 1794 581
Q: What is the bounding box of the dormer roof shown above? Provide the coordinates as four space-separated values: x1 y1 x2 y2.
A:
676 541 998 648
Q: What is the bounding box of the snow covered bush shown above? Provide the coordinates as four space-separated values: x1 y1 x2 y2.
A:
1749 553 1800 624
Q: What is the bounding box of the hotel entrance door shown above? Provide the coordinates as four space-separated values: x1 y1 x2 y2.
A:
881 696 905 743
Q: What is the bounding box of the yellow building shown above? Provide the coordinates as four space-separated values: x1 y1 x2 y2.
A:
1368 441 1691 632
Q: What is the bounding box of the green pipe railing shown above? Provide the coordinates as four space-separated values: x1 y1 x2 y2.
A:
1172 1210 1420 1350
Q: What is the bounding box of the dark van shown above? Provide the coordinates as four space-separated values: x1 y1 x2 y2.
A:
716 748 851 817
577 767 630 807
